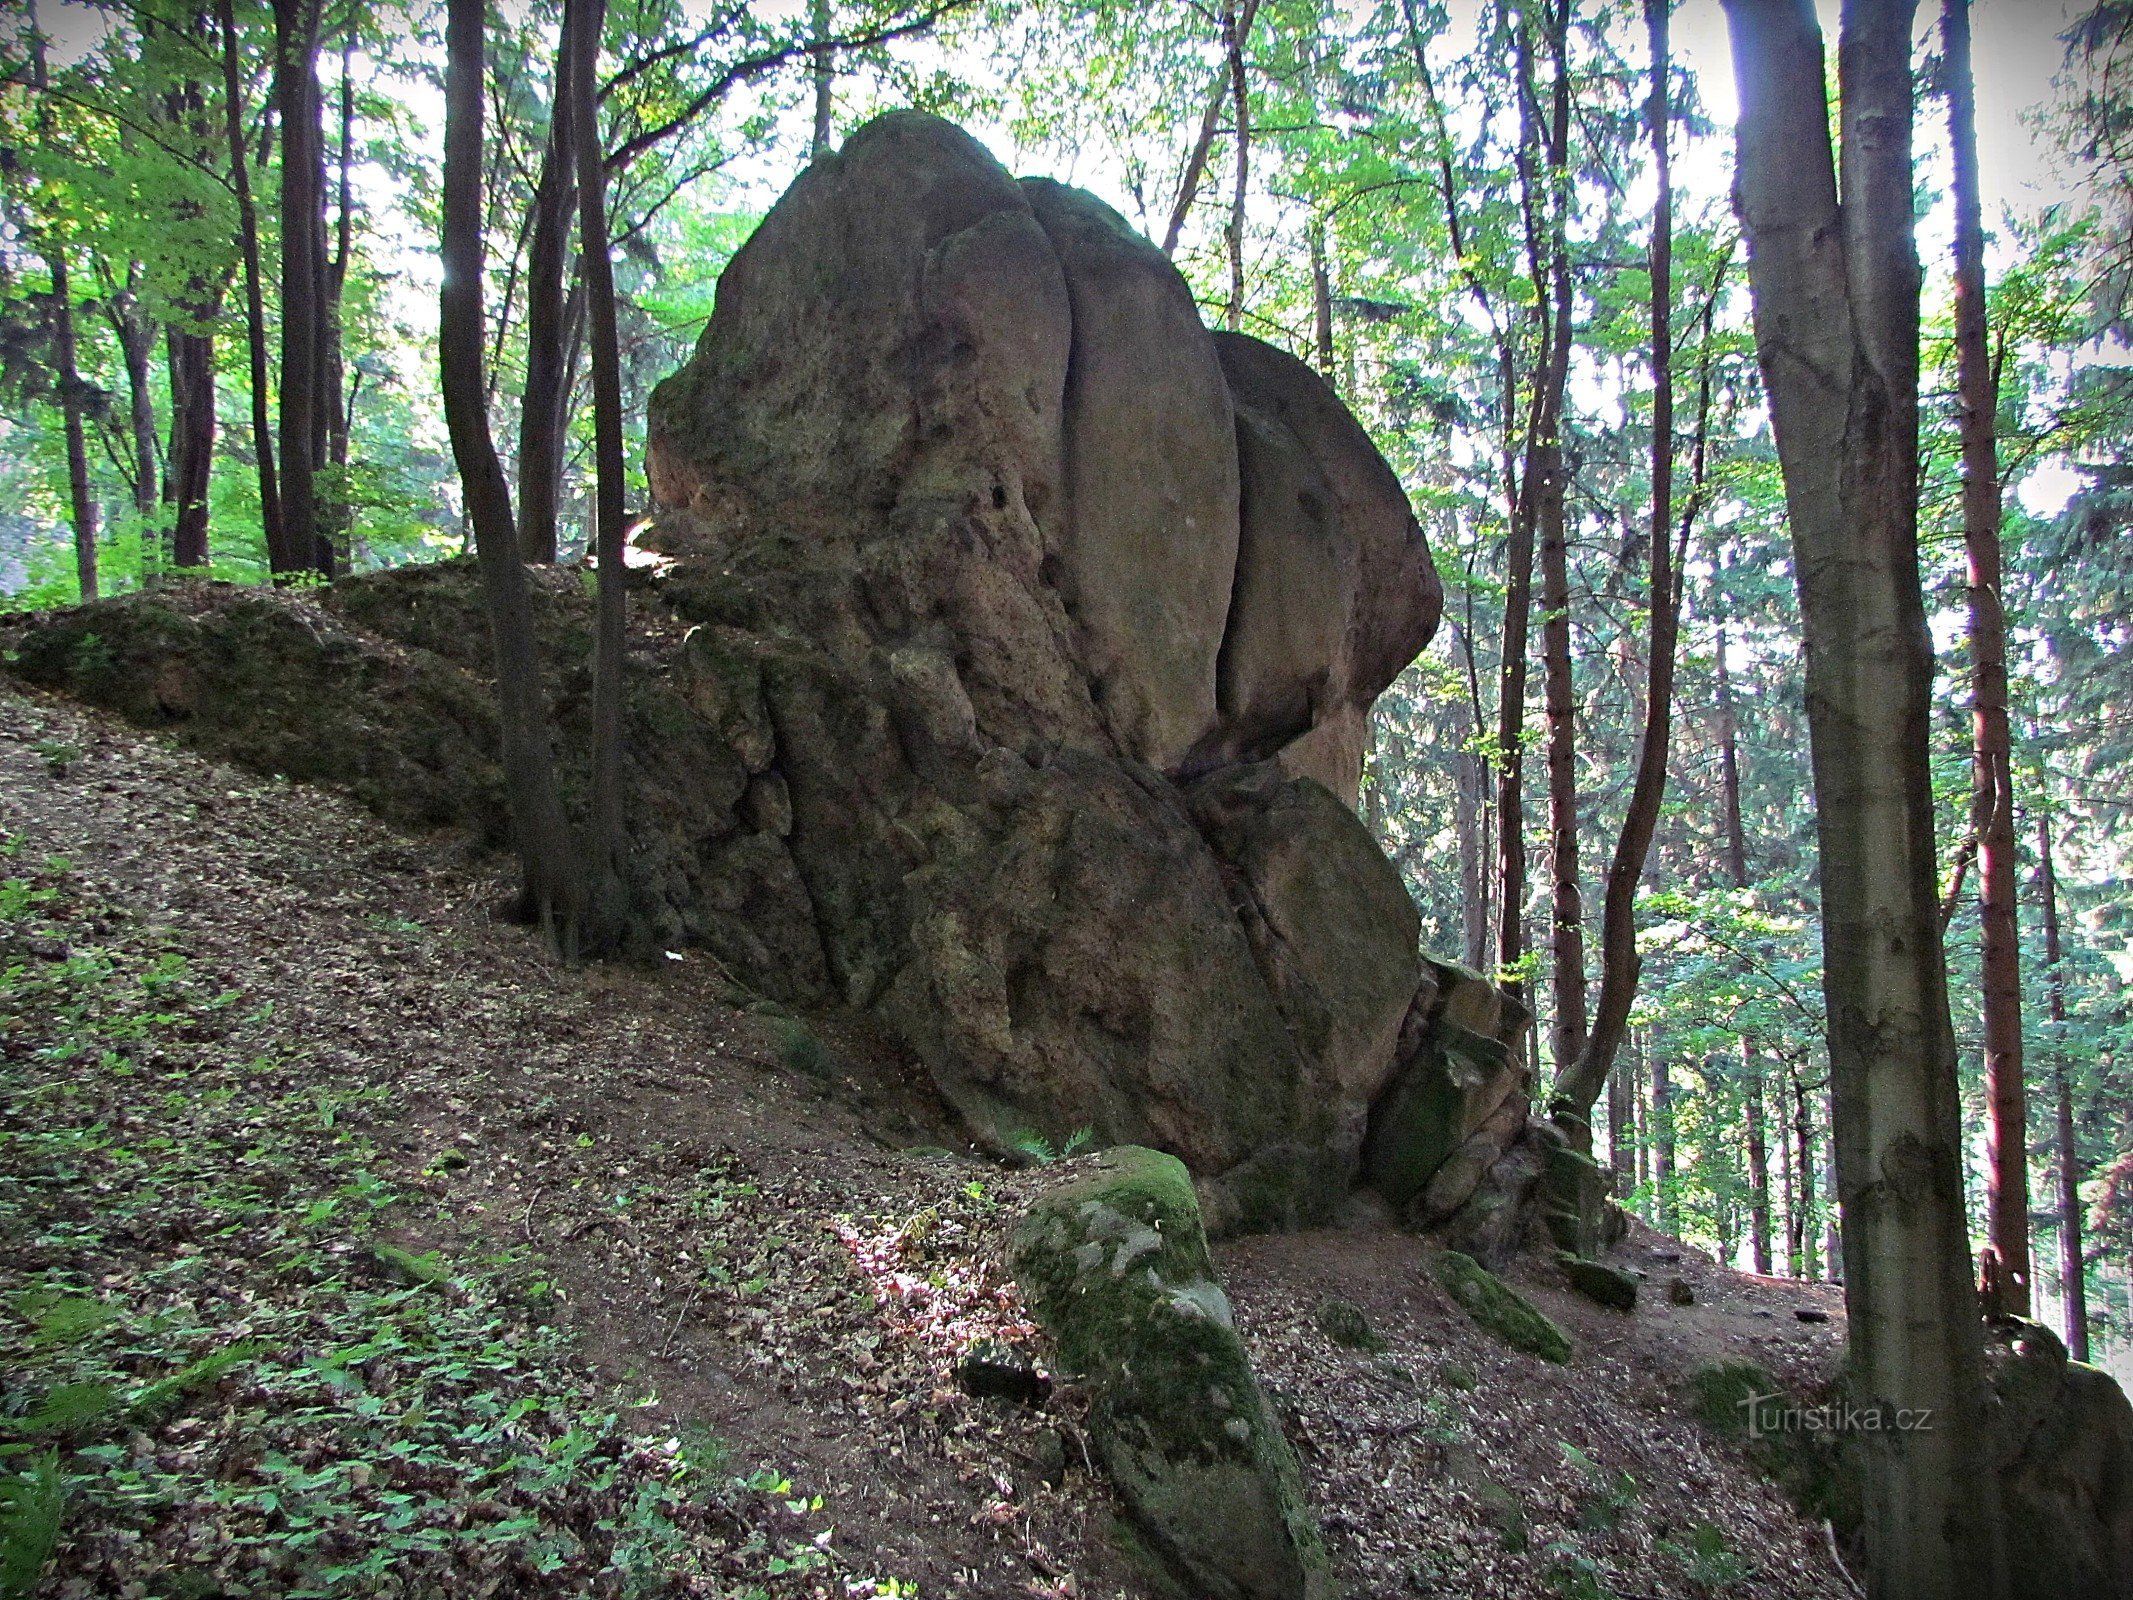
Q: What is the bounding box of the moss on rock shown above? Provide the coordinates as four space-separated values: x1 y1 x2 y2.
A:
1557 1252 1638 1312
1430 1250 1571 1364
1009 1148 1338 1600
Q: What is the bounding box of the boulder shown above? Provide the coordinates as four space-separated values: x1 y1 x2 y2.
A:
1020 178 1240 769
10 112 1519 1251
1362 961 1530 1219
1430 1249 1571 1364
1009 1149 1339 1600
1558 1252 1639 1312
1208 332 1442 802
1986 1320 2133 1600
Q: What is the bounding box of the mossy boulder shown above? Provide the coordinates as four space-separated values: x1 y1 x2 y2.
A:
1009 1148 1338 1600
1557 1252 1638 1312
1535 1133 1628 1258
1430 1250 1570 1364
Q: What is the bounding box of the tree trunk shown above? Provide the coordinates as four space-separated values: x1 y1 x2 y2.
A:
569 0 629 932
1651 1047 1673 1233
1223 0 1248 332
1746 1045 1774 1273
1791 1064 1818 1280
2040 812 2089 1359
518 26 578 566
274 0 331 577
218 0 282 561
163 324 215 572
1609 1030 1634 1198
1946 0 2030 1317
810 0 834 157
1777 1090 1796 1276
1310 218 1335 380
1723 0 2007 1590
106 268 160 531
441 0 584 945
1633 1030 1650 1207
322 22 355 568
1717 621 1750 885
1160 0 1260 260
46 252 101 601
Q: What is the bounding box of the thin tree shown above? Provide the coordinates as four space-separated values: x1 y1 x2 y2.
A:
517 27 578 565
567 0 629 924
1945 0 2030 1316
1548 1 1719 1150
2039 811 2089 1360
24 1 96 599
1222 0 1248 331
1723 0 2007 1592
810 0 834 157
441 0 584 943
1536 0 1585 1084
218 0 281 558
274 0 332 577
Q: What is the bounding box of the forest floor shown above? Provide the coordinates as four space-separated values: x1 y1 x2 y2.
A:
0 676 1857 1600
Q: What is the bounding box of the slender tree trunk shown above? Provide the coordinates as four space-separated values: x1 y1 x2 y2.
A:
1160 0 1260 260
163 323 215 572
1609 1040 1634 1198
810 0 833 157
1651 1048 1673 1232
1723 0 2007 1590
1824 1094 1844 1281
441 0 583 945
104 267 160 529
1777 1090 1796 1276
275 0 331 577
568 0 629 930
1223 0 1248 332
218 0 282 559
1550 3 1714 1144
45 252 101 601
1716 621 1750 885
1747 1046 1774 1273
1946 0 2030 1317
1633 1031 1650 1206
518 29 577 565
1792 1065 1819 1280
321 22 354 568
1310 218 1335 380
2040 812 2089 1360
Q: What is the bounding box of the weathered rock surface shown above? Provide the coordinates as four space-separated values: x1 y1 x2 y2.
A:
1986 1319 2133 1600
6 111 1520 1245
1009 1148 1339 1600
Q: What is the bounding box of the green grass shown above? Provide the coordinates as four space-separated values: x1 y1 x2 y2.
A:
0 843 861 1597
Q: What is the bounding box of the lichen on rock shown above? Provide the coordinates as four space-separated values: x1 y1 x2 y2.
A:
1009 1148 1338 1600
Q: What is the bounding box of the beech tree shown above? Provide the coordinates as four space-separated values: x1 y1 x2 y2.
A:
1723 0 2005 1592
440 0 586 945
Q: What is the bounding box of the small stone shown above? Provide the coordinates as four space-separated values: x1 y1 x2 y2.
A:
1794 1307 1830 1324
1667 1277 1695 1306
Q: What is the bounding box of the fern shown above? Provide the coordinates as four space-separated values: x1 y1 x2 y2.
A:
0 1453 62 1600
8 1384 117 1443
127 1343 268 1428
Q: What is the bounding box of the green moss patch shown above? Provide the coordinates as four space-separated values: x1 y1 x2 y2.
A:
1430 1250 1571 1364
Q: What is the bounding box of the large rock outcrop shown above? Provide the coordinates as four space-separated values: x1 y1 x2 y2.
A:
8 112 1527 1239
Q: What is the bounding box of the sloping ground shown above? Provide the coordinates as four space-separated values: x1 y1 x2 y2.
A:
1 677 1851 1599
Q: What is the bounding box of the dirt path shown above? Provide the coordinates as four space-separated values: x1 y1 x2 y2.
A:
3 677 1854 1598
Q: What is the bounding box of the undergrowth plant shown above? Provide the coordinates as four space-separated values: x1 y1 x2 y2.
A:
0 843 863 1597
